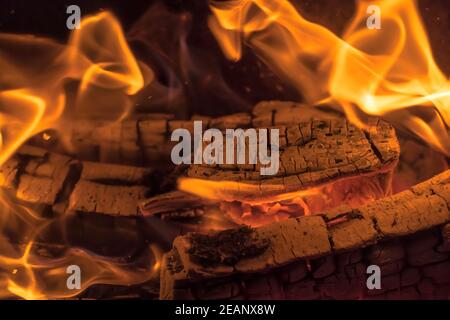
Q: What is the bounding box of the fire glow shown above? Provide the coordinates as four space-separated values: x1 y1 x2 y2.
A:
209 0 450 155
0 12 156 299
0 0 449 299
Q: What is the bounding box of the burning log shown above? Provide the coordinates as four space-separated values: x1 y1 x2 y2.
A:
140 191 208 220
2 100 399 224
160 169 450 300
142 114 400 226
31 101 342 167
0 145 154 216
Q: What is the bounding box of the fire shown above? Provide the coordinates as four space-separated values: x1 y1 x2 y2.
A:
178 177 319 204
0 12 158 299
179 171 390 227
0 11 147 168
0 0 448 299
209 0 450 155
0 188 162 300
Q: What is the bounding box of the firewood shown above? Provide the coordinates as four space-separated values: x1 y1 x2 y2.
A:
30 101 344 167
159 169 450 299
140 191 208 219
141 117 400 226
184 117 399 201
3 101 399 224
0 146 154 216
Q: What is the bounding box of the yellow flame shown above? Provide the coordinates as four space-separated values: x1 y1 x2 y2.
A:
0 12 157 299
0 11 147 168
0 91 48 165
209 0 450 155
0 188 162 300
0 242 161 300
178 177 319 204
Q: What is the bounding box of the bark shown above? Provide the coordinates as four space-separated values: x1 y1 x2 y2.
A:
159 169 450 299
10 101 400 222
184 117 399 202
141 114 400 226
140 191 207 220
0 145 154 216
30 101 345 167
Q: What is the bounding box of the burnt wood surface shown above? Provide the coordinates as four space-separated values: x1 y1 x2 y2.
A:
160 169 450 299
31 101 344 167
3 101 400 219
182 116 399 202
0 145 154 216
141 101 400 223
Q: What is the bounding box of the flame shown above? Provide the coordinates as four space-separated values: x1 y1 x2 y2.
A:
179 171 389 227
209 0 450 155
0 12 159 299
0 11 147 168
178 177 320 204
0 188 161 299
1 0 448 298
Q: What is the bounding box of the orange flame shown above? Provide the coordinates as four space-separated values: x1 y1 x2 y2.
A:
209 0 450 155
178 177 320 204
0 12 158 299
0 188 161 300
0 11 147 167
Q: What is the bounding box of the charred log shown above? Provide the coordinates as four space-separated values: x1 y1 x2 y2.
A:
141 113 400 226
160 170 450 299
30 101 343 167
0 145 154 217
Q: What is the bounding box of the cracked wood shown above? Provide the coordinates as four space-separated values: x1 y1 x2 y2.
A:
159 169 450 299
0 145 153 216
